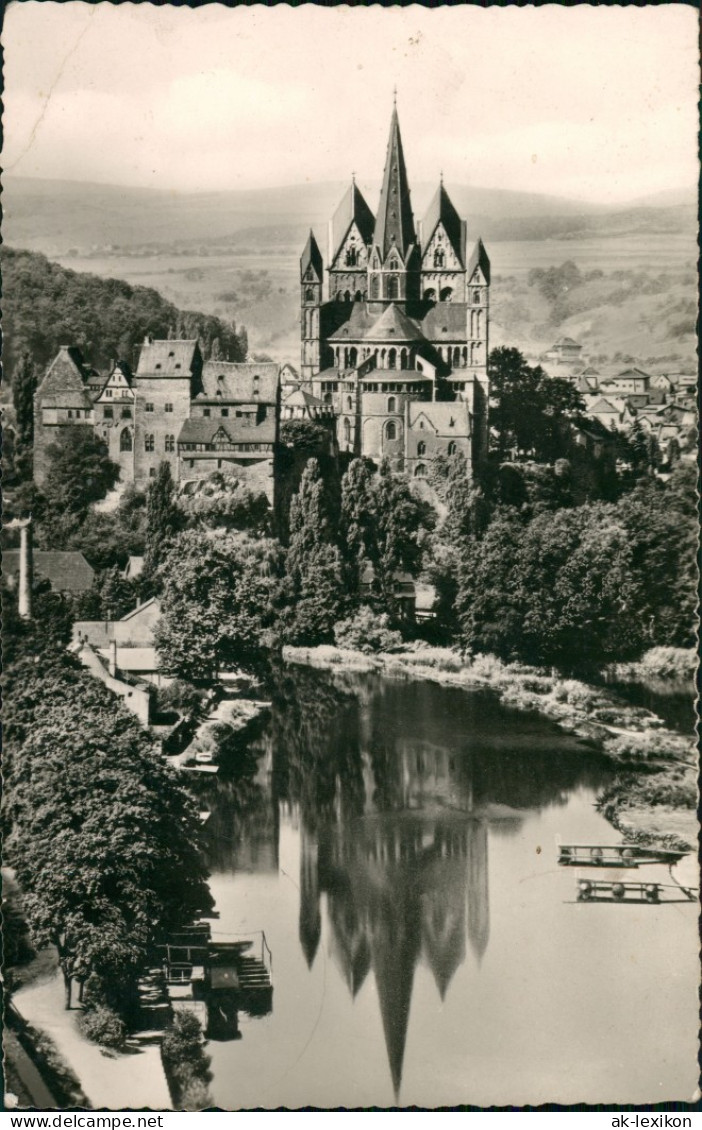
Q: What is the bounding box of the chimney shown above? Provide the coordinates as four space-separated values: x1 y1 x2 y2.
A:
108 639 118 678
18 519 33 620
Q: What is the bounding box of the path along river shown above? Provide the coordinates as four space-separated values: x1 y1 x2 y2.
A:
195 664 698 1108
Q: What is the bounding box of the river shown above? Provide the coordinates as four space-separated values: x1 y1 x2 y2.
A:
196 664 699 1108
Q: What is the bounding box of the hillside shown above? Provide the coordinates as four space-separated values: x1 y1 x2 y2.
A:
3 176 697 371
3 176 696 257
1 247 248 383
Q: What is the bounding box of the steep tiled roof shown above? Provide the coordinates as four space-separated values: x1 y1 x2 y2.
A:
300 230 323 280
200 361 278 403
136 340 199 377
327 304 377 341
283 387 326 408
3 550 95 593
408 401 471 434
420 303 468 340
616 366 650 379
331 182 375 261
373 107 416 260
553 336 582 349
178 418 276 445
421 183 466 267
120 596 159 621
466 238 491 285
37 347 94 409
363 304 425 343
587 396 621 414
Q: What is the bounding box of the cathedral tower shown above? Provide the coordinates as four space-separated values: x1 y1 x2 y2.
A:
367 105 419 306
419 180 467 305
300 230 324 380
328 179 375 302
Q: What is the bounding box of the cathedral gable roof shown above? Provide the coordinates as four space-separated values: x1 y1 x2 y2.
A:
300 230 323 281
421 184 466 267
373 107 416 261
420 303 467 340
363 303 425 343
327 304 377 341
331 183 375 262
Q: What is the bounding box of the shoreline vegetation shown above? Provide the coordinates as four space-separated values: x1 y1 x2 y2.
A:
282 642 698 852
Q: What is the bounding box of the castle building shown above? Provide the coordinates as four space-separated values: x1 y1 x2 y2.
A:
34 342 281 500
295 102 491 477
33 346 97 484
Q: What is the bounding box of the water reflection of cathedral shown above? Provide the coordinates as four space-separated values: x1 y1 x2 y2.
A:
207 667 602 1099
290 738 492 1098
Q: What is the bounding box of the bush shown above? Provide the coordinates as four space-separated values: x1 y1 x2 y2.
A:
78 1005 126 1050
334 606 404 654
182 1078 213 1112
161 1013 213 1110
156 680 207 716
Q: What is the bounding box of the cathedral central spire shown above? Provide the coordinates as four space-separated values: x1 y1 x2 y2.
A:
372 105 416 261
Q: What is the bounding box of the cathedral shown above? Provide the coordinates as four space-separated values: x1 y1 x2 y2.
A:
292 101 491 478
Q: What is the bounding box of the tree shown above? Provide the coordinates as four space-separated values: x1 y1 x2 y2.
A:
43 426 120 516
284 459 346 644
98 565 138 620
142 462 184 584
455 467 698 669
340 458 379 602
339 457 430 617
12 350 38 447
179 473 270 534
372 459 428 609
2 248 247 377
3 648 212 1013
155 529 283 681
425 452 489 641
280 418 331 454
488 346 585 461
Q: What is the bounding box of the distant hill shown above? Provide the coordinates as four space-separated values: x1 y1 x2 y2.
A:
1 247 248 381
3 175 696 258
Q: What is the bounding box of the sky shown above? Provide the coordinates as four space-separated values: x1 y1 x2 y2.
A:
3 2 699 204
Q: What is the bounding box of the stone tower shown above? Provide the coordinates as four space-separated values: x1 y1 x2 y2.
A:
367 105 419 307
297 100 491 476
300 231 324 380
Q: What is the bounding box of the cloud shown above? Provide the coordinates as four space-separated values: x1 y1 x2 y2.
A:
2 2 698 201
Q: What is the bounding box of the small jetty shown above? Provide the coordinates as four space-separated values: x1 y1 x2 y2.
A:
557 842 685 868
160 924 273 1037
575 877 695 904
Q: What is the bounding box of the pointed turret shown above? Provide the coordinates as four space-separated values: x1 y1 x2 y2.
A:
300 231 323 379
300 229 324 282
373 106 416 262
421 183 466 268
330 181 375 264
467 237 491 286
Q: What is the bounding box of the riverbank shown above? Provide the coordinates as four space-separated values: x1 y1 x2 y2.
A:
283 643 697 851
14 971 172 1110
